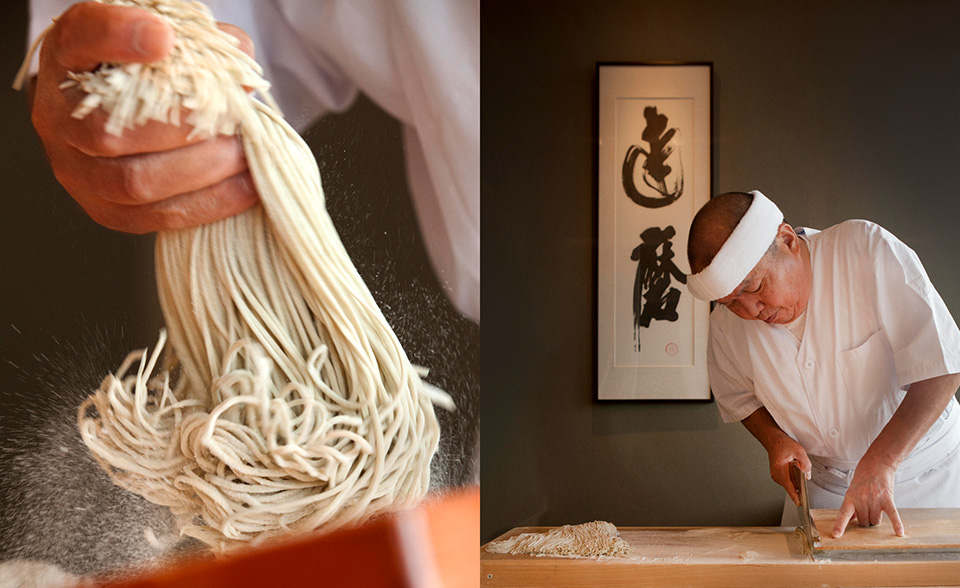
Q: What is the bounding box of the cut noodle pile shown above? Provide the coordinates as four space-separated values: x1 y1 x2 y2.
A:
485 521 631 558
17 0 452 551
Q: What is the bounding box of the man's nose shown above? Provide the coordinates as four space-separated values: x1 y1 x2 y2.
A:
742 296 764 318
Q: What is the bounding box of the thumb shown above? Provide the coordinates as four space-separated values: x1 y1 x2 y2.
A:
46 2 175 72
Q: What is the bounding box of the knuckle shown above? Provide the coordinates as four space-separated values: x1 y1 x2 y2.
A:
116 158 156 203
152 199 194 231
50 4 82 48
58 1 95 27
50 2 101 61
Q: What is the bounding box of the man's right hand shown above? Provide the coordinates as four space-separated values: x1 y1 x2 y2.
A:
766 433 812 507
30 1 259 233
741 407 812 506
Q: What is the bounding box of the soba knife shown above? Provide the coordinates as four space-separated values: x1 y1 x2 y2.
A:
790 460 821 555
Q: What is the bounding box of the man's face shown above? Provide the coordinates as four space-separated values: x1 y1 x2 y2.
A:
716 229 811 324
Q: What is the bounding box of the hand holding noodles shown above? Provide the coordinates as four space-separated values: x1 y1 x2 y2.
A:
17 0 452 552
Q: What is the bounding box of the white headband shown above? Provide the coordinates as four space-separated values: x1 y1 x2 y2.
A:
686 190 783 301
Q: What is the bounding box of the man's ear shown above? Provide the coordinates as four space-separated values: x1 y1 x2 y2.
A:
778 222 800 253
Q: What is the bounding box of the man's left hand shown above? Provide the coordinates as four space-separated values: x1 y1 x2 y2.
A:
832 453 904 538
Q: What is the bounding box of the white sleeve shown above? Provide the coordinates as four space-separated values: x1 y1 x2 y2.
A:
707 310 765 423
390 0 480 321
274 0 480 320
869 224 960 387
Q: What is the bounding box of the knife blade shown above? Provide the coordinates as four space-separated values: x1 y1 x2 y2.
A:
789 460 821 555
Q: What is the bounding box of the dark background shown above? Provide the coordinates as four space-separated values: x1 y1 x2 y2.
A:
0 0 478 575
481 0 960 542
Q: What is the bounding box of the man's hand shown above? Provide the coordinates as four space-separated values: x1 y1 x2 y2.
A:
832 453 903 538
765 432 812 507
831 373 960 538
741 407 812 506
30 2 259 233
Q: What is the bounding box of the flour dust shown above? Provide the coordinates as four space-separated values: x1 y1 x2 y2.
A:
0 325 201 581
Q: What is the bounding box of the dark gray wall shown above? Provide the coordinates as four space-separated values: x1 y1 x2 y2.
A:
481 0 960 541
0 1 478 575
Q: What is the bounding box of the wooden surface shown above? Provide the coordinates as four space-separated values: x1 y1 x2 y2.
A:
481 523 960 587
813 508 960 553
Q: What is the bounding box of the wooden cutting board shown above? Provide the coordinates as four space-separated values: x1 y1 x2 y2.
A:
482 519 960 588
812 507 960 555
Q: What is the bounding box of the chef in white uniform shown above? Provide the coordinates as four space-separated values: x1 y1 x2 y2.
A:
685 190 960 538
26 0 479 323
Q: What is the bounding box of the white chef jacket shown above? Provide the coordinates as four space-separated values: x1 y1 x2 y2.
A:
28 0 480 322
708 220 960 507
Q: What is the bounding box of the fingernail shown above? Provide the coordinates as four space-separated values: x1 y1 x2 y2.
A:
133 20 173 57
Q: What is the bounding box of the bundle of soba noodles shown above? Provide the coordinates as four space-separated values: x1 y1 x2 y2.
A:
17 0 452 552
